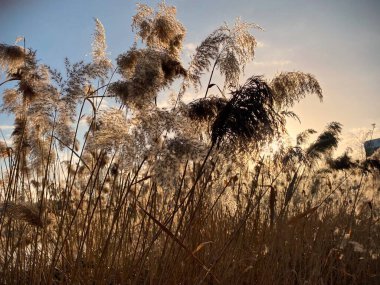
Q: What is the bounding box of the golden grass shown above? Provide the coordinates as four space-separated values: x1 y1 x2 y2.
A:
0 2 379 284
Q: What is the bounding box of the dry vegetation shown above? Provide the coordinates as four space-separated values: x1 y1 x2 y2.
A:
0 3 379 284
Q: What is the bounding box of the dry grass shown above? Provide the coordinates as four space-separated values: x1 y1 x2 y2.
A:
0 2 379 284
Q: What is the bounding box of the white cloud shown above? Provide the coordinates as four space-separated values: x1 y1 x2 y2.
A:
253 60 292 67
256 41 265 48
184 42 197 52
0 125 14 130
182 42 197 58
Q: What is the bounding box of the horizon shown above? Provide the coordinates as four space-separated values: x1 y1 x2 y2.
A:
1 0 380 155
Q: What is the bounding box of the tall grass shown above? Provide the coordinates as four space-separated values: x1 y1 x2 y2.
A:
0 2 379 284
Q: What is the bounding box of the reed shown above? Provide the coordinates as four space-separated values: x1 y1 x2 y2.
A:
0 2 379 284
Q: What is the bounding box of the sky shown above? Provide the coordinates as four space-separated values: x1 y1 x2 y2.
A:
0 0 380 153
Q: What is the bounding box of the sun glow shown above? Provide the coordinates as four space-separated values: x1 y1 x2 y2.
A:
261 137 289 157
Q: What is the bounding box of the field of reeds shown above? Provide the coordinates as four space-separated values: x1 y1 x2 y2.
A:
0 3 379 284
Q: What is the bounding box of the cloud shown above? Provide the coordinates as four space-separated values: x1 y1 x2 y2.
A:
182 42 197 58
0 125 14 130
253 60 292 67
184 42 197 52
256 41 265 48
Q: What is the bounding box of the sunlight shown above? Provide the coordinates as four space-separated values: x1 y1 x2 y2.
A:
0 1 379 283
260 137 289 157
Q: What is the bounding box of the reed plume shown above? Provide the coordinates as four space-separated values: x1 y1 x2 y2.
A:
211 76 284 149
0 202 44 228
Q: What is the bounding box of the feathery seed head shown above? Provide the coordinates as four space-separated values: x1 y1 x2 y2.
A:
306 122 342 161
132 2 185 56
185 19 259 93
0 202 44 228
211 76 285 150
186 97 227 122
270 71 323 109
112 49 185 108
0 43 25 74
92 18 112 70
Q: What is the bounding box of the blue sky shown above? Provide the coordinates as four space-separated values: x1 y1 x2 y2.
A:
1 0 380 149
